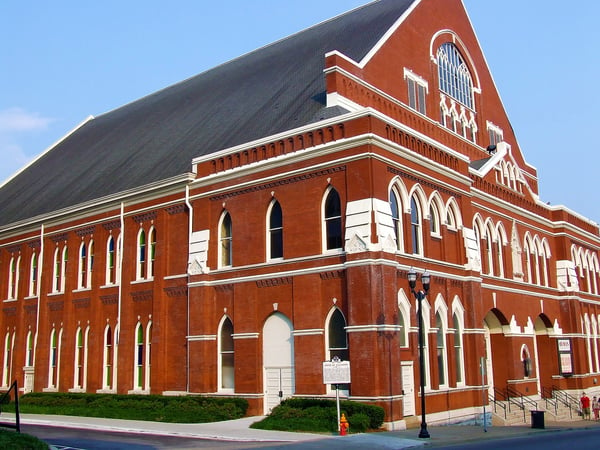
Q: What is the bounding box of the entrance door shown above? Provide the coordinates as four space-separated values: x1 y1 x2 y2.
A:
401 361 415 416
263 313 295 414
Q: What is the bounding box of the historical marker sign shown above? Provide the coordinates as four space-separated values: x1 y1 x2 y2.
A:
322 359 351 384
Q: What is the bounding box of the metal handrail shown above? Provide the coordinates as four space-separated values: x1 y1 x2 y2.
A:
489 393 507 419
0 380 20 433
506 386 537 422
551 385 579 418
541 386 558 415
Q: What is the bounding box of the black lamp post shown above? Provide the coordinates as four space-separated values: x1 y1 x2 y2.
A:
408 267 431 439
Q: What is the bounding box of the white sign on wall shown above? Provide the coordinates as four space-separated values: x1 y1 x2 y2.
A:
322 359 351 384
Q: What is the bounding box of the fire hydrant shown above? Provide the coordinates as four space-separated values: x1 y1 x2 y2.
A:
339 413 349 436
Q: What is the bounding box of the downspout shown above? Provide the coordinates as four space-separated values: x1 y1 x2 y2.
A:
184 185 193 393
116 201 125 390
33 224 44 371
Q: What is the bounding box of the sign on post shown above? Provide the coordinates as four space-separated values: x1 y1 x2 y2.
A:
323 357 351 431
322 359 351 385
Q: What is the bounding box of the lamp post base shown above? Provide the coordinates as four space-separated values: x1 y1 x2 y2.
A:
418 424 430 438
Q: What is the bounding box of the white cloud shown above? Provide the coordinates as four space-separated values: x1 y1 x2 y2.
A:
0 140 31 185
0 107 54 133
0 107 54 185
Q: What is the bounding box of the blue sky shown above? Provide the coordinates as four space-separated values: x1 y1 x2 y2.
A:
1 1 598 223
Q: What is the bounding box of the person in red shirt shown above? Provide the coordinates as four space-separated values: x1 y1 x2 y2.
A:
581 392 591 420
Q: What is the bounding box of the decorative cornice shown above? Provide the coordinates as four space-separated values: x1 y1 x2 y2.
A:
50 233 69 243
5 244 22 254
165 204 186 215
28 240 41 249
131 290 153 302
164 285 188 298
102 220 121 231
388 166 461 198
210 166 346 201
100 294 118 305
72 298 90 309
75 226 96 238
132 211 157 224
320 270 345 280
256 277 292 288
48 301 64 311
2 307 16 316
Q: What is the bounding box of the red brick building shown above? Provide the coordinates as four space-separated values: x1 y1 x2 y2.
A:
1 0 599 428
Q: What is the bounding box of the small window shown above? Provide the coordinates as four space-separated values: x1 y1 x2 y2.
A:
410 196 422 255
268 201 283 260
487 122 503 146
405 69 428 115
219 318 234 390
324 189 343 250
107 236 116 285
29 253 38 297
390 189 403 252
148 228 156 278
138 230 146 279
430 205 440 236
220 213 233 267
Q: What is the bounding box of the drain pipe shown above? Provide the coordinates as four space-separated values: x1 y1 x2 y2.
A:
33 224 44 369
116 201 125 390
184 186 193 393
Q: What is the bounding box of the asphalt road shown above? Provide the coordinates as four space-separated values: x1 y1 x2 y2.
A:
23 424 285 450
22 422 600 450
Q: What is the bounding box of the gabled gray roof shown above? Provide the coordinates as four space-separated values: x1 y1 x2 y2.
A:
0 0 416 228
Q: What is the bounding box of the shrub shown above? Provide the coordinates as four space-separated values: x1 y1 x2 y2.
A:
3 393 248 423
347 412 370 433
251 398 385 433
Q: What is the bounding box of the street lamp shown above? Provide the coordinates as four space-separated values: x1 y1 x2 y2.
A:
408 267 431 439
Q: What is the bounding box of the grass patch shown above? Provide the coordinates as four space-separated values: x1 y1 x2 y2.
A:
0 429 49 449
250 398 384 433
2 393 248 423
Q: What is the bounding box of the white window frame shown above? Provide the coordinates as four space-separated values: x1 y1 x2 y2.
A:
404 68 428 115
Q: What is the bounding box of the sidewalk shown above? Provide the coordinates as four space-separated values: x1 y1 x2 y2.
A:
3 413 600 449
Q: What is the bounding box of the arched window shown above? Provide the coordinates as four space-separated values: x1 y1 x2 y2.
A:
390 188 403 252
328 309 349 361
103 326 113 390
25 331 34 367
453 312 464 385
134 323 144 390
48 328 60 389
106 236 116 285
137 229 146 280
7 255 20 300
268 201 283 260
131 322 152 392
429 204 441 236
88 240 94 287
324 188 343 250
148 227 156 278
29 252 38 297
410 196 423 255
436 312 447 387
2 332 12 387
73 328 84 389
219 317 234 390
521 345 532 378
437 42 474 109
219 212 233 267
327 308 349 392
78 243 87 289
